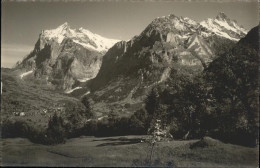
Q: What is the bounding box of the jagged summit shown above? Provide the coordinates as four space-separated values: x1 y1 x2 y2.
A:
150 13 198 31
60 22 69 27
215 12 239 26
216 12 229 20
200 12 247 41
54 22 70 30
42 22 71 44
41 22 120 52
144 12 246 42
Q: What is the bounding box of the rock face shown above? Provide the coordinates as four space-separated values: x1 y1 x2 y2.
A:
16 22 119 91
87 13 247 115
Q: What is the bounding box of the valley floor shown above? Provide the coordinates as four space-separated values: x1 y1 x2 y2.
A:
1 135 258 167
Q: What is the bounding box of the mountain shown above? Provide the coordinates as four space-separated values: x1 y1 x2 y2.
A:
15 22 119 91
86 13 248 116
200 12 247 41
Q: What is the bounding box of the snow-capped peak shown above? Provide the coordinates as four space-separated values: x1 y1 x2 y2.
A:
42 22 70 43
58 22 69 29
149 14 199 34
183 17 198 26
216 12 229 21
200 12 247 41
148 12 247 42
41 22 120 52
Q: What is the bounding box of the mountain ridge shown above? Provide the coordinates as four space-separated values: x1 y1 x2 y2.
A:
86 12 248 116
41 22 119 52
90 12 245 90
200 12 247 41
15 12 247 95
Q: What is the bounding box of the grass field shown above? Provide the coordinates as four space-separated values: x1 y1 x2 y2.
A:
1 136 258 167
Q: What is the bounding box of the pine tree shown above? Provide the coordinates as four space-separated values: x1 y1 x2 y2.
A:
82 96 90 112
145 88 160 125
46 113 66 144
81 96 93 119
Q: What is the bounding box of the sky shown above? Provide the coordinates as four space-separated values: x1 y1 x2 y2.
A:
1 0 259 68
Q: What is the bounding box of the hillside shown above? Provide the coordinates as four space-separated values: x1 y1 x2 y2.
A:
204 25 259 146
1 68 83 128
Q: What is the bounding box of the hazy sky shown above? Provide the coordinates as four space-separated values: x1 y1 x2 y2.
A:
1 1 259 68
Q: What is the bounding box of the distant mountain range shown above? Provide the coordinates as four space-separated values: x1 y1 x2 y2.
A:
14 12 250 115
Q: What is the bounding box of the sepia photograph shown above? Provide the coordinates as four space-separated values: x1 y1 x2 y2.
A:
1 0 259 167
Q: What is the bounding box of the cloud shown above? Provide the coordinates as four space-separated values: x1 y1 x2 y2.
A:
1 43 33 68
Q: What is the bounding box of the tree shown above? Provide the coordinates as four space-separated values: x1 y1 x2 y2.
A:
145 88 160 125
46 113 66 144
147 118 172 165
205 32 259 146
129 116 146 135
81 96 93 118
108 110 117 124
133 108 149 131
